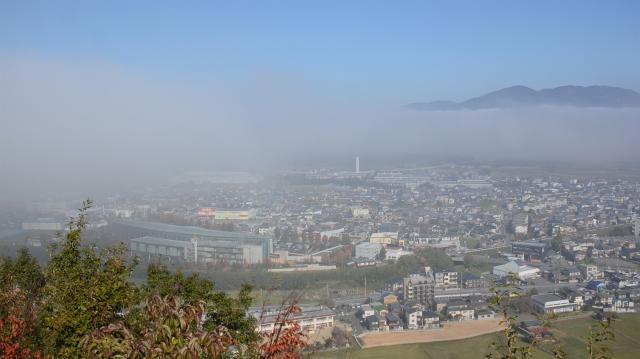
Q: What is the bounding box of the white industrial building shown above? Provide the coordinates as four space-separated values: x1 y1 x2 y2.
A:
114 220 272 265
493 260 540 280
355 242 383 259
253 307 334 333
531 294 577 314
22 218 63 231
385 248 413 260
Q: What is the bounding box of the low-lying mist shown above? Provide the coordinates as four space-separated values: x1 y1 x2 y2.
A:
1 54 639 201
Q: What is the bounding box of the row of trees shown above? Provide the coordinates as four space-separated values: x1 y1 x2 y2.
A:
0 200 306 358
183 246 454 292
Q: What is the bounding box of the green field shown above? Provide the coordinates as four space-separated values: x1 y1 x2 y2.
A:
540 314 640 359
317 314 640 359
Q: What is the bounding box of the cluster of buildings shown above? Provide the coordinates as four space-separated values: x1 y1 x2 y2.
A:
349 259 640 334
348 230 640 333
246 167 640 271
2 165 640 347
5 165 640 271
351 266 495 331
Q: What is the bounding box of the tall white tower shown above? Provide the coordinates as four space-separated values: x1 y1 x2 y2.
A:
356 156 360 173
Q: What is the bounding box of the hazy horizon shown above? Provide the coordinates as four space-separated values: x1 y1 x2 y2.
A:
2 1 640 201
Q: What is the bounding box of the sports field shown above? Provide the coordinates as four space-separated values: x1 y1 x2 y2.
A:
317 314 640 359
359 319 503 348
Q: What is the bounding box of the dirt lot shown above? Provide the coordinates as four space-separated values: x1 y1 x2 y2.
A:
359 319 504 348
306 326 335 344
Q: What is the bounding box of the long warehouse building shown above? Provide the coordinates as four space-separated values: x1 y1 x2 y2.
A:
112 219 272 265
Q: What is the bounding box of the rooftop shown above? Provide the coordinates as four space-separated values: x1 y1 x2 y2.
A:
113 219 269 241
257 308 334 324
512 241 548 248
356 242 383 249
531 294 565 303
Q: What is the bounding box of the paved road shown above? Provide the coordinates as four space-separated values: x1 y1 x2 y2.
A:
351 313 365 335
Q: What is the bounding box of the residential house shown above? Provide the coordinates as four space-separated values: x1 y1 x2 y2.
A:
422 310 440 328
474 309 495 320
446 299 475 320
386 312 402 330
404 308 423 329
359 304 375 319
365 315 380 330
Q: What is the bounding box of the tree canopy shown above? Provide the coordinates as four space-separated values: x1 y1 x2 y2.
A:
38 200 139 357
0 199 305 358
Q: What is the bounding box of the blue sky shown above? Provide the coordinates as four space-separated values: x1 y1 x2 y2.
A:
1 0 639 102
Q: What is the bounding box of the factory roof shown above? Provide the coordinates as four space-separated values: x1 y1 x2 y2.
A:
113 219 269 241
130 236 243 249
130 236 190 247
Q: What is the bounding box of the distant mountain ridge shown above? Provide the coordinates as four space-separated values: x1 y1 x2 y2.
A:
407 85 640 110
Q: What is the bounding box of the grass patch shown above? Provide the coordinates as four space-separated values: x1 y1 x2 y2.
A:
316 333 499 359
317 314 640 359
